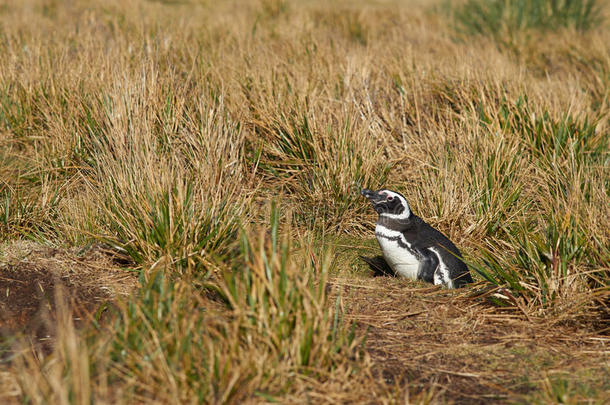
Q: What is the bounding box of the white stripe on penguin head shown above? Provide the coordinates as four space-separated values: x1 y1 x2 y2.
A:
378 190 411 220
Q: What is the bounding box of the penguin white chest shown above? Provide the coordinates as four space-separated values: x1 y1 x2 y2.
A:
375 225 420 280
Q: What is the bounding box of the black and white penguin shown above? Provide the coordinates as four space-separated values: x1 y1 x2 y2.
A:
361 188 473 288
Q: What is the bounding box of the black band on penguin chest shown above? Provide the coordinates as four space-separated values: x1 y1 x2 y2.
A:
374 232 422 261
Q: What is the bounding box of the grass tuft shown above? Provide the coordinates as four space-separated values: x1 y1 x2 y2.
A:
451 0 603 42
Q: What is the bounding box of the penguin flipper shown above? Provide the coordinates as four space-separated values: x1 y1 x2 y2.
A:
359 255 396 277
416 248 439 284
425 246 474 288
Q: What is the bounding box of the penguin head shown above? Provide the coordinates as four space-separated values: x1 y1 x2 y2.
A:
361 189 411 219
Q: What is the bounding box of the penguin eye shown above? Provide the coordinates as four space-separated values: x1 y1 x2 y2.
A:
387 196 394 201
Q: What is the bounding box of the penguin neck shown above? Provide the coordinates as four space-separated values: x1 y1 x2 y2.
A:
376 215 413 232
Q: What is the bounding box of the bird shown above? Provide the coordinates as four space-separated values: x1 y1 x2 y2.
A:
361 188 473 288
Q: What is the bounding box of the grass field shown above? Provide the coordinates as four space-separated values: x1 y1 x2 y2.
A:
0 0 609 403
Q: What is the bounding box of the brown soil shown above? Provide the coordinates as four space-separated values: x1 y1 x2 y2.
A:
328 276 610 404
0 241 137 351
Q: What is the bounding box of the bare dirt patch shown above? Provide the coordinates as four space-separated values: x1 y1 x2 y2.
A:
329 276 610 404
0 241 137 349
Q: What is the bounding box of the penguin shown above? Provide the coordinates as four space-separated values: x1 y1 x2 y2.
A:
361 188 473 288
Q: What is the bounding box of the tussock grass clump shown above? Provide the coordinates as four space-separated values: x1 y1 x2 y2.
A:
11 212 360 404
448 0 608 74
89 96 248 270
466 95 609 311
474 215 602 310
451 0 603 40
486 96 606 163
249 110 389 231
244 94 391 231
0 180 63 242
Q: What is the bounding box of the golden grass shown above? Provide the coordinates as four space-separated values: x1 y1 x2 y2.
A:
0 0 608 403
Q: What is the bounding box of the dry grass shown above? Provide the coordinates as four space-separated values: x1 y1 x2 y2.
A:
331 277 609 402
0 0 609 403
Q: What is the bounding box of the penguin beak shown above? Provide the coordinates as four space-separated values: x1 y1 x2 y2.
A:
361 189 383 204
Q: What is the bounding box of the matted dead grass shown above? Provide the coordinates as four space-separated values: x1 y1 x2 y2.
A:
328 276 610 404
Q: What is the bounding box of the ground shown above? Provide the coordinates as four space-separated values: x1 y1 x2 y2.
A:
331 276 609 403
0 241 137 353
1 241 607 404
